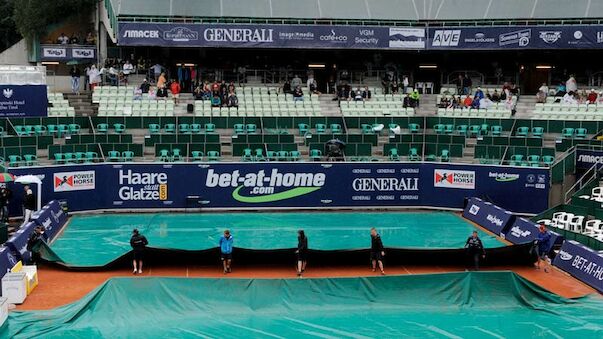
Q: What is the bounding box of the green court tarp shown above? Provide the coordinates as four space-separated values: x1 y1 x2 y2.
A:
4 272 603 338
47 212 504 267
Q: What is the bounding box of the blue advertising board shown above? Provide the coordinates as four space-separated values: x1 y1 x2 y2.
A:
9 162 549 213
462 197 515 236
0 246 18 290
117 22 426 49
30 200 67 242
4 221 37 263
575 148 603 170
503 217 562 251
0 85 47 117
428 25 603 49
553 240 603 293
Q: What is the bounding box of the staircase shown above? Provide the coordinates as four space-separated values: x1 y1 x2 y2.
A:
64 92 96 117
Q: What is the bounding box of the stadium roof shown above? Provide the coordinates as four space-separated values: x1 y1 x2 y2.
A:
110 0 603 22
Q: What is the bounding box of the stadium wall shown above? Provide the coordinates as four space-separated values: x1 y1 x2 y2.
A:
8 162 549 214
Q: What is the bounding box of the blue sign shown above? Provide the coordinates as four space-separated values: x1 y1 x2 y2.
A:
0 246 18 290
553 240 603 293
503 217 562 251
9 162 549 214
462 197 515 236
4 221 38 263
31 200 68 242
576 148 603 170
0 85 47 117
118 22 426 49
428 25 603 49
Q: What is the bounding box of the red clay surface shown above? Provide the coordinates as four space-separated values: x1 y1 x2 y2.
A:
16 264 597 310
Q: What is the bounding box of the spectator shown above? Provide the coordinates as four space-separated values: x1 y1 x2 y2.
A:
139 78 150 94
536 83 549 103
147 86 157 100
402 75 410 94
193 83 204 100
22 185 36 223
170 79 181 105
293 86 304 101
219 80 228 95
69 66 81 94
69 33 79 44
228 81 236 93
566 75 578 93
455 75 464 95
509 83 520 97
211 94 221 107
563 91 578 104
381 72 392 94
87 65 100 91
438 96 449 108
463 95 473 108
291 74 302 88
85 31 96 45
308 78 320 95
361 87 371 99
403 93 411 108
122 60 134 83
227 91 239 108
410 90 420 107
152 63 163 82
490 90 500 102
597 91 603 105
283 80 292 94
462 75 472 95
391 80 399 94
0 186 12 223
133 87 143 100
353 89 363 101
57 33 69 45
504 95 516 113
472 87 484 108
157 72 166 89
555 82 567 97
156 86 168 100
202 81 212 99
306 74 316 91
211 80 220 95
479 97 494 109
587 89 598 104
106 65 118 86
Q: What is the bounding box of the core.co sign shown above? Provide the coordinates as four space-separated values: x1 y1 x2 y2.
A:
53 171 95 192
433 169 475 189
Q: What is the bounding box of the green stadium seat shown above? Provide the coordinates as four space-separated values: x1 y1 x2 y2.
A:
444 124 454 134
266 150 278 161
0 126 4 135
8 155 21 167
277 150 289 161
361 124 373 135
315 124 327 134
14 125 26 136
164 124 176 134
207 151 220 162
527 155 540 167
113 123 126 134
289 150 301 161
107 150 120 162
440 149 450 162
96 123 108 134
532 127 544 138
408 123 420 134
309 149 322 161
158 149 170 162
74 152 86 163
204 123 216 133
542 155 555 166
172 148 183 162
480 124 489 135
191 124 202 134
409 148 421 161
254 149 265 161
148 124 161 134
242 148 254 162
234 124 245 134
425 153 437 162
575 128 587 139
246 124 257 134
57 124 68 137
330 124 342 134
298 123 309 136
191 151 204 162
85 152 97 163
516 126 529 137
68 124 81 135
509 154 523 166
24 125 34 135
468 125 481 137
122 151 134 162
490 125 502 136
63 152 76 164
433 124 445 134
48 124 59 136
389 148 400 161
562 128 575 139
456 125 468 136
33 125 47 136
178 124 191 134
53 153 64 164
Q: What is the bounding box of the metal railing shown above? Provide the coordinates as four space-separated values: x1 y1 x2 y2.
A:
564 162 599 204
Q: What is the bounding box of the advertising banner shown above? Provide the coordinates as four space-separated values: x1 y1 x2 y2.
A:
4 221 38 263
0 85 47 117
462 197 515 236
428 25 603 50
575 148 603 170
0 246 18 289
30 200 67 242
503 217 562 251
553 240 603 293
9 162 549 213
40 46 96 61
117 22 426 49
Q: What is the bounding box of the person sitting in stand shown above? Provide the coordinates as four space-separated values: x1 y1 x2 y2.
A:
555 82 567 97
147 86 157 100
226 91 239 108
438 96 449 108
133 87 143 100
57 32 69 45
536 83 549 103
156 86 168 100
194 83 204 100
354 89 364 101
293 86 304 101
139 78 150 94
563 91 578 105
282 80 292 94
463 95 473 109
402 93 411 108
211 94 221 107
587 89 598 104
410 90 420 107
361 87 371 99
69 33 80 44
490 90 500 102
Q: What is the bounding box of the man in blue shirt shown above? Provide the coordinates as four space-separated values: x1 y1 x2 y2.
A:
219 229 234 274
535 224 552 273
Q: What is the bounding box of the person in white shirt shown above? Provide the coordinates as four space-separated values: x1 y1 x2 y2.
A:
563 92 578 105
566 75 577 93
57 33 69 45
536 83 549 103
87 65 100 90
122 61 134 84
291 75 302 88
402 76 410 94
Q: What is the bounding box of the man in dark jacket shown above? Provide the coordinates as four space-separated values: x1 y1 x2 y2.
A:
0 186 12 223
22 185 36 223
465 231 486 270
130 229 149 274
370 227 385 275
535 224 552 273
27 226 45 265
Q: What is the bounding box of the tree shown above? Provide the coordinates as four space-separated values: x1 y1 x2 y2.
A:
0 0 20 51
13 0 96 40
